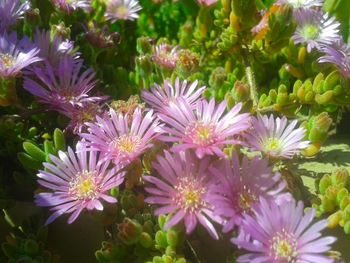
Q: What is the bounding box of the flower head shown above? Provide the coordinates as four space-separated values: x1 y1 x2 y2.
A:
0 32 42 78
51 0 91 13
276 0 323 9
159 99 250 159
79 107 161 165
34 143 125 225
34 30 76 68
318 40 350 78
292 9 340 52
152 44 179 70
0 0 30 33
105 0 142 22
144 150 221 239
232 198 336 263
209 152 286 233
142 78 205 114
24 56 104 109
244 114 309 159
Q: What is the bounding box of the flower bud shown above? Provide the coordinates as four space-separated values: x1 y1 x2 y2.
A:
176 50 199 78
319 175 331 194
117 218 143 245
51 22 70 39
209 67 227 89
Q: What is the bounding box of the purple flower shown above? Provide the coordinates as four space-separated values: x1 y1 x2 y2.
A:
244 114 310 159
105 0 142 22
318 40 350 78
208 152 286 233
144 150 221 239
34 30 76 68
0 0 30 33
51 0 91 14
276 0 323 9
152 44 179 70
79 107 161 165
292 9 340 52
35 143 125 225
24 56 104 109
232 198 336 263
141 78 205 114
158 99 251 159
0 32 42 78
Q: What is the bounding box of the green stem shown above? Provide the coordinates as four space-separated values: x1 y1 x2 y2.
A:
2 209 15 228
242 47 258 109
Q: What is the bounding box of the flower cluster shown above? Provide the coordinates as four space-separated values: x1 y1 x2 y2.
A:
4 0 343 261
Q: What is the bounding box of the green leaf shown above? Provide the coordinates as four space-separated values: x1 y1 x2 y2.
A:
53 129 66 152
23 142 46 162
17 153 41 170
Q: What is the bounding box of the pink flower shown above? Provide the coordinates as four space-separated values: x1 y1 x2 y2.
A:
141 78 205 114
79 107 162 165
209 152 286 232
159 99 250 158
35 143 125 225
232 198 336 263
144 150 221 239
244 114 310 159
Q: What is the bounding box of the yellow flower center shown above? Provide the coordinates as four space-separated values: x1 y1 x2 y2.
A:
270 230 298 261
116 6 129 18
302 24 320 40
264 138 282 154
69 171 100 200
185 121 216 146
112 135 141 155
0 53 15 69
174 176 206 212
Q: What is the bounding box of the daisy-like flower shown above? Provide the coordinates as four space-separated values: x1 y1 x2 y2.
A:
196 0 218 7
232 198 336 263
152 44 179 70
105 0 142 22
292 9 340 52
208 152 286 233
144 150 221 239
141 78 205 114
244 114 309 159
79 107 161 165
34 30 76 68
158 99 250 159
24 56 104 109
0 0 30 33
34 143 125 225
318 40 350 78
0 32 42 78
276 0 323 9
51 0 91 14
